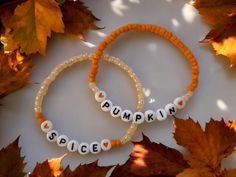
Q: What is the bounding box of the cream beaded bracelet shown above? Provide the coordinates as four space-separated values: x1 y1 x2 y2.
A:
89 24 199 124
34 53 144 154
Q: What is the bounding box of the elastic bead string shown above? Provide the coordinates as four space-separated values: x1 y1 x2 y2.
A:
89 24 199 92
34 54 144 154
89 24 199 125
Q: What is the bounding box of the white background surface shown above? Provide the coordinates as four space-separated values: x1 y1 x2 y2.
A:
1 0 236 173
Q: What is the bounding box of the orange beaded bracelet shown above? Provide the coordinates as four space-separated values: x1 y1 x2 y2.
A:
89 24 199 124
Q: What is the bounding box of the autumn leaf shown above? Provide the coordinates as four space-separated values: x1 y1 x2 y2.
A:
59 0 100 39
111 134 188 177
193 0 236 66
0 49 32 97
0 136 26 177
174 118 236 177
1 0 64 55
222 169 236 177
59 160 112 177
29 155 65 177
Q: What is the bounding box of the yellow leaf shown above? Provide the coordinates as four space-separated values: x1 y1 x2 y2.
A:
212 36 236 66
5 0 64 55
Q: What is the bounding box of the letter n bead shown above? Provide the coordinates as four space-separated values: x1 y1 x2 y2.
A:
165 103 177 116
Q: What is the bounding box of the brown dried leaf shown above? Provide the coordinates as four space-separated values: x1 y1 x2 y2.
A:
29 155 65 177
174 118 236 175
222 169 236 177
111 134 188 177
177 168 215 177
59 160 112 177
0 49 32 97
0 136 26 177
193 0 236 66
59 0 100 39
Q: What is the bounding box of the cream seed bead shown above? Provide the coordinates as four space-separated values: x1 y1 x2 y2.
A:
133 112 145 124
110 106 122 118
156 109 168 121
36 54 145 154
165 103 177 116
41 120 53 133
174 97 186 109
144 110 156 123
90 142 101 154
67 140 79 152
121 110 133 122
95 90 107 102
78 142 90 155
101 100 113 112
101 139 112 151
57 135 69 147
46 130 59 142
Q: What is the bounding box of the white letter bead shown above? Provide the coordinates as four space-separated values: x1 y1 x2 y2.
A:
110 106 122 118
174 97 186 109
57 135 69 147
101 139 112 151
67 140 79 152
90 141 101 154
46 130 59 142
156 109 168 121
133 112 145 124
121 110 133 122
165 103 177 116
95 90 107 102
41 120 53 133
101 100 113 112
78 142 90 155
144 110 156 123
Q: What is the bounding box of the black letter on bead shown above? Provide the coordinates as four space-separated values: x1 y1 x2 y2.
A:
159 110 164 117
147 113 154 121
102 101 110 108
81 145 87 153
59 138 66 144
70 143 74 151
112 107 121 115
122 112 132 120
92 144 98 152
135 114 142 122
49 132 57 140
168 107 176 115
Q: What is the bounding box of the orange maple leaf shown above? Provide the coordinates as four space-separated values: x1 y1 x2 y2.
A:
174 118 236 177
0 49 32 97
193 0 236 67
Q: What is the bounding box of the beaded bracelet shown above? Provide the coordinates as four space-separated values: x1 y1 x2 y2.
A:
34 53 144 154
89 24 199 124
